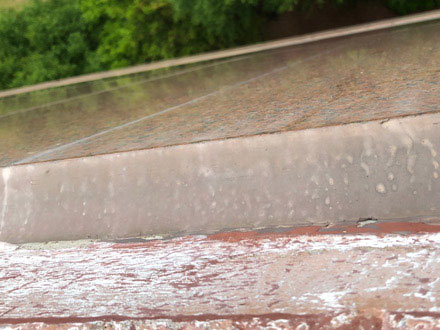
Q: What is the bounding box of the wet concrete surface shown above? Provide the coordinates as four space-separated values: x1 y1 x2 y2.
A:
1 20 440 243
3 111 440 243
0 20 439 166
1 227 440 329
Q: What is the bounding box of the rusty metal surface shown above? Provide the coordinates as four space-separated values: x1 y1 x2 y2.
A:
0 20 439 166
2 227 440 329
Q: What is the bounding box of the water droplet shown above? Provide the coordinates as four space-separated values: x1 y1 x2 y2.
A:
361 162 370 176
407 154 417 175
387 145 397 167
376 183 386 194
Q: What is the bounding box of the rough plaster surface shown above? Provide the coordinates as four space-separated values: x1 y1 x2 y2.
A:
1 112 440 243
1 230 440 329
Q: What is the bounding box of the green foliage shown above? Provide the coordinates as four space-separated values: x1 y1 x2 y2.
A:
169 0 262 48
0 0 439 90
385 0 440 14
79 0 209 69
0 0 99 89
78 0 303 69
0 9 26 89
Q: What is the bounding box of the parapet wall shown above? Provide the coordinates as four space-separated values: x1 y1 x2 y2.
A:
1 111 440 243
